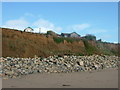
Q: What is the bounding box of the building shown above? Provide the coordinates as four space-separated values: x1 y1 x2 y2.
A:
61 32 80 38
69 32 80 38
24 27 34 32
61 33 70 37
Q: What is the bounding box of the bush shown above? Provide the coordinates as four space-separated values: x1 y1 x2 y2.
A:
84 34 96 41
77 53 84 56
53 37 64 43
47 31 57 36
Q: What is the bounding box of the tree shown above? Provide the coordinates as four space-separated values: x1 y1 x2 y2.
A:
47 30 57 36
98 39 102 42
84 34 96 41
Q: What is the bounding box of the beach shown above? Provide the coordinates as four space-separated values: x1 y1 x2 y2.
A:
2 68 118 88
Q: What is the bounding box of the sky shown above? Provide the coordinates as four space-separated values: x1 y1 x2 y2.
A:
2 2 118 43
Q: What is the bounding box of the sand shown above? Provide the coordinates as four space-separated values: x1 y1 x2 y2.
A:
2 68 118 88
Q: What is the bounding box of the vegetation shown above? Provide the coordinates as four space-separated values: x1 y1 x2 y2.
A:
84 34 96 41
47 31 57 36
96 40 118 56
82 39 97 55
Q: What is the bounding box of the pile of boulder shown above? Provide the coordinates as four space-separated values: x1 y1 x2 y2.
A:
0 55 119 79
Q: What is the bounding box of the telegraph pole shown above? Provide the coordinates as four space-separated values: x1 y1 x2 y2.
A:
39 28 41 34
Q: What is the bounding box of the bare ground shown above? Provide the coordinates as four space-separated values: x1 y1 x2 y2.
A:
2 68 118 88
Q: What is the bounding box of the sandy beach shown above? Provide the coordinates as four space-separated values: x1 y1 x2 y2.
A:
2 68 118 88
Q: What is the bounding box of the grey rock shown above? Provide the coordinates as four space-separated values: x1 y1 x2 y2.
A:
1 55 119 78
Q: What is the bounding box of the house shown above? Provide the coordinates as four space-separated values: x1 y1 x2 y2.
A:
61 33 70 37
69 32 80 38
24 27 34 32
61 32 80 38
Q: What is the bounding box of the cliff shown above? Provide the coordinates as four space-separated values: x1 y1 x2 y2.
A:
1 28 118 58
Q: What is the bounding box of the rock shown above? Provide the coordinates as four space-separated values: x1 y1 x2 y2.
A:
66 64 71 68
1 55 119 78
63 55 68 58
79 61 84 66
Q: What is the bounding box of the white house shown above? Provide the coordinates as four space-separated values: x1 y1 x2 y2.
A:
24 27 34 32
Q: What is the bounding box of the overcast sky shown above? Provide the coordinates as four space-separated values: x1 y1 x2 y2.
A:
2 2 118 43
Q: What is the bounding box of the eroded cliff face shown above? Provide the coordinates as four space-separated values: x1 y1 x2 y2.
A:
1 28 118 58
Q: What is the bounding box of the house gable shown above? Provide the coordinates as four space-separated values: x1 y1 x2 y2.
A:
70 32 80 37
24 27 33 32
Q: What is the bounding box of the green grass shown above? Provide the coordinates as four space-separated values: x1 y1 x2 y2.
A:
82 39 97 55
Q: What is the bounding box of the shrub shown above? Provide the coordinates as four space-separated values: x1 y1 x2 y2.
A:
84 34 96 41
77 52 84 56
53 37 64 43
47 31 57 36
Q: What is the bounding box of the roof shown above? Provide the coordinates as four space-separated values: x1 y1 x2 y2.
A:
61 33 70 35
61 32 80 36
24 27 34 31
70 32 80 36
